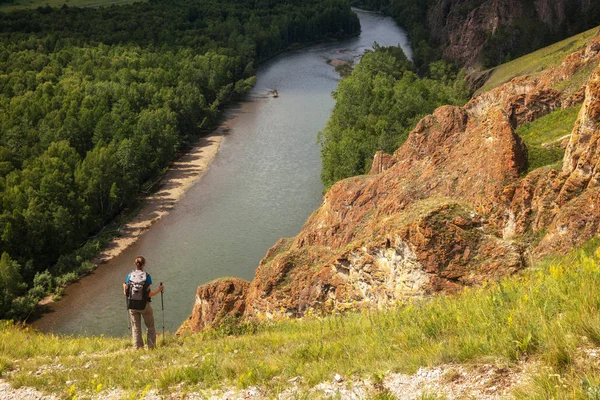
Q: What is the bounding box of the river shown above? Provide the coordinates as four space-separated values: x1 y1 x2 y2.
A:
33 9 412 336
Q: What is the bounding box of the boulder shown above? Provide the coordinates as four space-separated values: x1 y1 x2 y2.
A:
178 278 248 333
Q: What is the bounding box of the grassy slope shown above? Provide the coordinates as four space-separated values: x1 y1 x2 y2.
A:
0 0 145 12
2 239 600 398
517 105 582 173
478 26 600 93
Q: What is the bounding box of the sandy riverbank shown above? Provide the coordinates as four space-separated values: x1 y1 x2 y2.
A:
36 128 225 308
94 127 227 265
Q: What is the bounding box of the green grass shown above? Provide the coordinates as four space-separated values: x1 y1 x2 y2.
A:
553 61 598 97
2 239 600 397
0 0 145 12
478 26 600 93
517 105 582 173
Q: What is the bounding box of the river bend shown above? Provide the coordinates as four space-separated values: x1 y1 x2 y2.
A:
34 9 412 336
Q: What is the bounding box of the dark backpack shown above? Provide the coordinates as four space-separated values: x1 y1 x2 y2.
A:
126 270 150 310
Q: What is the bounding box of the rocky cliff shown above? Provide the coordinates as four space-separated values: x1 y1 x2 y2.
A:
427 0 599 70
180 35 600 333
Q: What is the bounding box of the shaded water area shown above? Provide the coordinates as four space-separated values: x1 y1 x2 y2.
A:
33 9 412 336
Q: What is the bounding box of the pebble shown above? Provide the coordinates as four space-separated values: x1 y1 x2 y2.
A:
0 360 534 399
0 379 58 400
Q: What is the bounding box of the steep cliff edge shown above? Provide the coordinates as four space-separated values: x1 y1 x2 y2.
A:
181 36 600 333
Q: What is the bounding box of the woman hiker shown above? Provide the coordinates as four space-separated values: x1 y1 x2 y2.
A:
123 256 164 349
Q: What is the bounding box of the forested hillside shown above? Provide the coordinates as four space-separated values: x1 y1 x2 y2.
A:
319 46 469 187
0 0 360 319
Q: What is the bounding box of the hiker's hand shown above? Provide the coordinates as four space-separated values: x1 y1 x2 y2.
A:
158 284 164 292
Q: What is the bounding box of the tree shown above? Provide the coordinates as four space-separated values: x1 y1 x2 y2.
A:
0 252 24 317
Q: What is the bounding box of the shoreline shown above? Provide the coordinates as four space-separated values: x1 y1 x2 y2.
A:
94 126 230 265
32 30 366 310
37 113 233 308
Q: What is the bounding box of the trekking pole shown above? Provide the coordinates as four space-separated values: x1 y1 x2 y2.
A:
126 296 131 334
160 282 165 345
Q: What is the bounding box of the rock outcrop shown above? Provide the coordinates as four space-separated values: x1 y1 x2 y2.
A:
368 151 396 175
182 36 600 332
428 0 524 69
502 65 600 255
178 278 248 333
243 201 523 319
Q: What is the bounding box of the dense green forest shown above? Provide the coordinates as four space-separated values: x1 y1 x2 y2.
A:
0 0 360 319
319 46 469 187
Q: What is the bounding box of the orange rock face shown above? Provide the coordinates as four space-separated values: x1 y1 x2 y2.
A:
182 36 600 332
505 65 600 255
242 202 524 319
178 278 248 333
369 151 397 174
292 104 525 250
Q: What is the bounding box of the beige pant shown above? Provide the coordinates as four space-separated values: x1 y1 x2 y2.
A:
129 303 156 349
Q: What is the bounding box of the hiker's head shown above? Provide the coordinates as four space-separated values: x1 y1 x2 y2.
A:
134 256 146 270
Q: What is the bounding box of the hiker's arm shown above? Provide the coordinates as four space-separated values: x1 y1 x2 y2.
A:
148 284 164 298
123 283 127 296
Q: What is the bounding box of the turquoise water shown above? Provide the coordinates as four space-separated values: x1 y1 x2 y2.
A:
33 9 412 336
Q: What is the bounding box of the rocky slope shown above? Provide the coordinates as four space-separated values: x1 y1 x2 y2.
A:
0 361 534 399
427 0 599 70
180 35 600 333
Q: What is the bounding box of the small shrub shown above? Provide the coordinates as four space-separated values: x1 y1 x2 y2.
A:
543 332 574 372
52 287 65 302
33 270 54 292
0 356 13 377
